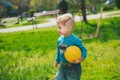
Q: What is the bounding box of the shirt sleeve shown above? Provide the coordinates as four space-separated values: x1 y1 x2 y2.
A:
55 41 60 63
75 37 87 60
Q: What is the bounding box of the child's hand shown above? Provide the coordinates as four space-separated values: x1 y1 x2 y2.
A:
54 62 59 67
74 57 84 64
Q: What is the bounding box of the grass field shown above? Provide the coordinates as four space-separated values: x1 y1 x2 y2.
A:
0 17 48 28
0 17 120 80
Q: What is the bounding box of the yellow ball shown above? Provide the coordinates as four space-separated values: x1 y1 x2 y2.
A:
64 46 81 63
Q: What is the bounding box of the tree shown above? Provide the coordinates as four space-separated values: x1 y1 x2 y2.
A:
115 0 120 9
87 0 105 13
0 0 10 17
80 0 88 23
30 0 58 11
66 0 87 23
59 0 68 14
8 0 30 13
0 0 5 14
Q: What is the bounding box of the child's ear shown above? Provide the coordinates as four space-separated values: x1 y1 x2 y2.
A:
67 26 72 31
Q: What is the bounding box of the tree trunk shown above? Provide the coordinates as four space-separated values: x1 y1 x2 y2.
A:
81 0 88 23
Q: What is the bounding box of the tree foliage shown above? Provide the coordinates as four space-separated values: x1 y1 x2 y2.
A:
7 0 30 13
30 0 58 12
0 0 5 13
0 0 117 18
115 0 120 9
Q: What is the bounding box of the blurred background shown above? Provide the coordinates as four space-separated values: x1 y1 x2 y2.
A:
0 0 119 18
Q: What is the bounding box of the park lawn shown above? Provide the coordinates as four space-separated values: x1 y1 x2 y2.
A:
0 17 120 80
1 17 48 28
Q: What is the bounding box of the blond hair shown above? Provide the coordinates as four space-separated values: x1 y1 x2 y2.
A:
56 13 75 28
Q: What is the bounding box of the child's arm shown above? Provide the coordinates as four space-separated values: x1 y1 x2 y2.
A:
75 37 87 61
54 62 59 67
54 41 60 67
73 57 84 64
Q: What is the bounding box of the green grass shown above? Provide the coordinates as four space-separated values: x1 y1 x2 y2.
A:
0 17 120 80
82 40 120 80
0 17 48 28
0 27 58 52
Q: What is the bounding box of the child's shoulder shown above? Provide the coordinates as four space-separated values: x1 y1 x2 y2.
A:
72 34 81 39
58 36 64 41
72 34 82 42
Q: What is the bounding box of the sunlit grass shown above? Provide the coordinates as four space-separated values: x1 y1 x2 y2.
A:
1 17 48 28
0 17 120 80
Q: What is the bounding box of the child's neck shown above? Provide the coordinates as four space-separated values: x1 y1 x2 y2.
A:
64 32 72 37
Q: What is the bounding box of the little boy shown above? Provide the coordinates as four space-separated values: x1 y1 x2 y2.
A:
54 13 87 80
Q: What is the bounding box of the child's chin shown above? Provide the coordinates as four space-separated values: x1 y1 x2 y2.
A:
59 33 63 35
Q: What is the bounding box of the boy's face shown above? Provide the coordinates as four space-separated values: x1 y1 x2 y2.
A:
57 23 71 36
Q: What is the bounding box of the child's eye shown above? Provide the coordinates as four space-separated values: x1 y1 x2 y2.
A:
58 26 62 29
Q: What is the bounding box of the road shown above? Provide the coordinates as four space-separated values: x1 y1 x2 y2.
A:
0 11 120 33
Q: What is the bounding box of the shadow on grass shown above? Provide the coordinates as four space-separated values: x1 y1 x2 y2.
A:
77 17 120 43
